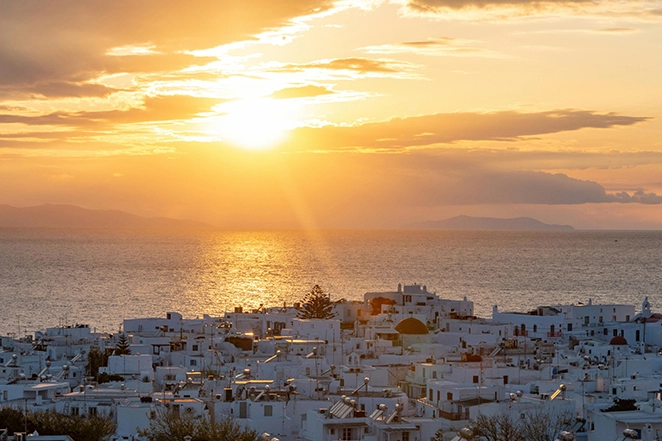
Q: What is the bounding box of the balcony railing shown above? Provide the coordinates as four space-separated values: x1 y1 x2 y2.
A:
438 409 470 421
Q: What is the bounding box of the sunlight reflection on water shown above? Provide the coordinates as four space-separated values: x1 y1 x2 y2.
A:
1 228 661 334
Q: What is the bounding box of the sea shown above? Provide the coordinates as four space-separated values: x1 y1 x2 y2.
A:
1 228 661 336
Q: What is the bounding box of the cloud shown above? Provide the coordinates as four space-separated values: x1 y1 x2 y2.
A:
288 109 649 151
410 169 662 205
275 57 406 74
403 0 659 17
0 81 120 100
0 0 333 95
270 85 336 99
607 190 662 204
430 170 662 205
407 0 590 10
596 27 638 33
0 95 222 128
324 152 662 207
361 37 507 58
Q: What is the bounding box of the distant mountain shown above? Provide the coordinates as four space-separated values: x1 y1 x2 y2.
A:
0 204 211 228
410 215 574 231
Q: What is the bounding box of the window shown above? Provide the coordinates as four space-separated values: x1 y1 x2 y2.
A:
192 344 199 351
473 375 479 384
599 316 603 323
71 407 79 416
447 392 453 400
636 330 641 342
432 371 437 379
429 389 433 400
190 359 197 366
264 405 273 417
89 407 97 416
342 428 352 440
403 432 410 441
626 315 630 322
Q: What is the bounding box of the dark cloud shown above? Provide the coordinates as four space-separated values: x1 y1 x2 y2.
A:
277 57 399 73
405 168 662 205
333 153 662 207
0 0 332 94
607 190 662 204
270 85 335 99
430 171 662 205
288 110 649 151
428 171 612 205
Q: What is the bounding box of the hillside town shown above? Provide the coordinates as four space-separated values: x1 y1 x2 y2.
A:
2 284 662 441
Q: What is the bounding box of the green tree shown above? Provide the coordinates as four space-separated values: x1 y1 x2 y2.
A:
603 398 637 412
297 285 336 319
32 410 115 441
0 407 34 435
138 408 259 441
114 333 131 355
86 345 109 378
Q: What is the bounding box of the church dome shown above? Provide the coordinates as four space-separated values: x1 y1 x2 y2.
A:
609 336 628 345
394 317 429 335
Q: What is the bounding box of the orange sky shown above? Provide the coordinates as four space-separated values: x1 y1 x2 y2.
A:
1 0 661 229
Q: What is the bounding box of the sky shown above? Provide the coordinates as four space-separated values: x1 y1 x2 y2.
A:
1 0 661 229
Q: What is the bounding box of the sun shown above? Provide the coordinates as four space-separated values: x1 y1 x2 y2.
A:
212 98 294 150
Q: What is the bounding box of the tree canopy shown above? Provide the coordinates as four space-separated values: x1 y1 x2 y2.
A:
470 409 574 441
297 285 336 319
0 408 115 441
114 333 131 355
139 408 259 441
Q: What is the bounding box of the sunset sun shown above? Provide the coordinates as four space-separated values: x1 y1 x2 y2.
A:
214 99 294 150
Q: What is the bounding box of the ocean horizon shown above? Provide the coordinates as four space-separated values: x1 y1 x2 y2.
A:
1 228 660 336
